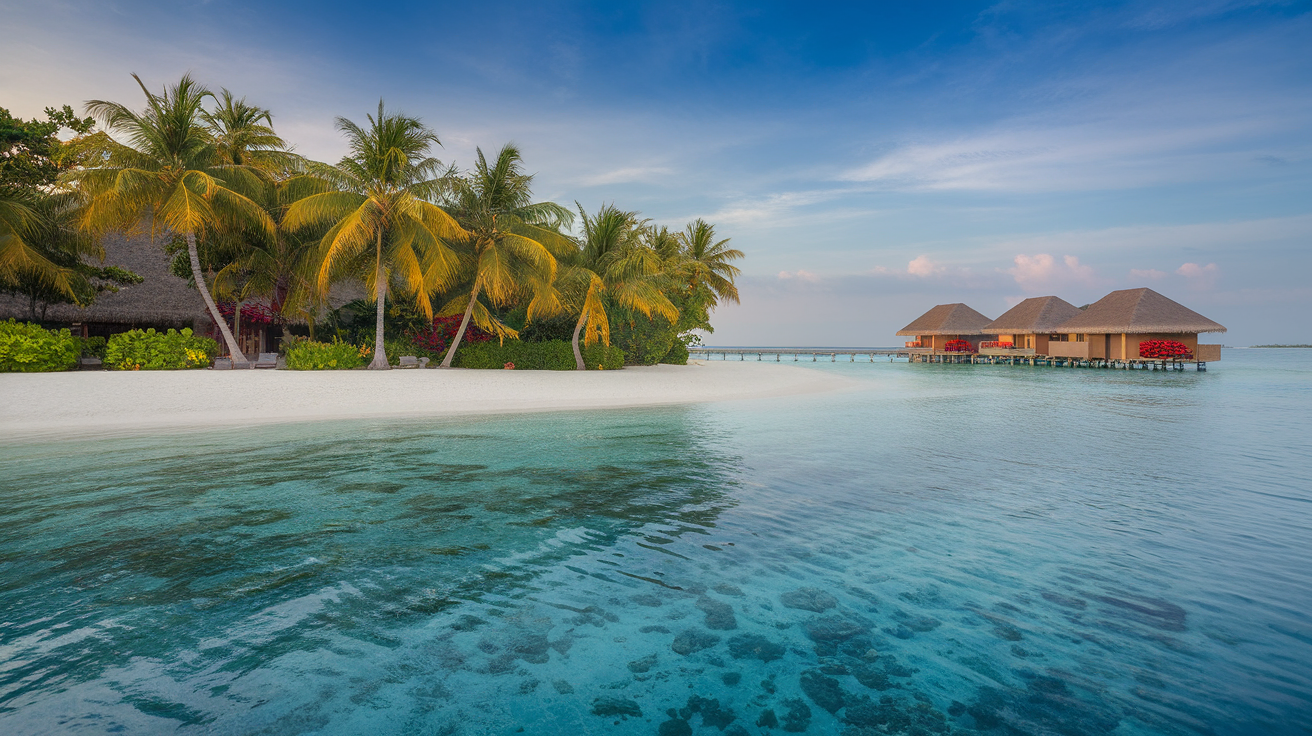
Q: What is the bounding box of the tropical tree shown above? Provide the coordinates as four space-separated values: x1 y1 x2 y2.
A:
557 203 677 370
678 218 743 305
202 94 316 347
62 74 274 366
438 143 574 368
202 90 302 174
283 102 464 369
0 188 76 298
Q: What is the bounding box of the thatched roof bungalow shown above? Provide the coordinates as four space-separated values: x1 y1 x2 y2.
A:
1049 288 1225 362
0 232 214 332
895 303 994 352
982 296 1082 354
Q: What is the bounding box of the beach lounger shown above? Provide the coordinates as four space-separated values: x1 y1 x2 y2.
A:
254 352 279 369
213 357 233 370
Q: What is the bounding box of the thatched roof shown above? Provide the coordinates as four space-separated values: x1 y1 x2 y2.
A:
1054 288 1226 334
984 296 1082 335
0 231 209 327
0 231 373 327
896 303 994 336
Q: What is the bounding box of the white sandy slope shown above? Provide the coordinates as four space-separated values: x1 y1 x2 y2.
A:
0 361 851 439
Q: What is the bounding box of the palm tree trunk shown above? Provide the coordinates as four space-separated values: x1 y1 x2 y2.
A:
233 299 244 360
369 230 390 370
571 311 588 370
188 232 246 367
440 283 482 368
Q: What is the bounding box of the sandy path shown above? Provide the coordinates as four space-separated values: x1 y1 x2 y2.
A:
0 361 851 439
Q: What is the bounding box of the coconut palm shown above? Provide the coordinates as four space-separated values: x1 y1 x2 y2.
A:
556 203 677 370
202 90 302 174
62 74 274 366
437 143 574 368
202 99 316 350
0 188 77 297
283 102 464 369
677 218 743 305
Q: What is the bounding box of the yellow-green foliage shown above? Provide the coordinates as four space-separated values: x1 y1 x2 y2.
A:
451 340 624 370
0 319 80 372
285 340 367 370
104 328 218 370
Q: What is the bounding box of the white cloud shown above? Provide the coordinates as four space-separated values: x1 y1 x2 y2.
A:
906 255 943 278
1178 262 1221 287
1007 254 1098 290
777 269 820 283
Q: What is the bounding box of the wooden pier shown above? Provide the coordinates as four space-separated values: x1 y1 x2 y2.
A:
688 347 1210 371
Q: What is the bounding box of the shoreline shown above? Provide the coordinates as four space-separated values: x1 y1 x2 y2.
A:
0 362 853 441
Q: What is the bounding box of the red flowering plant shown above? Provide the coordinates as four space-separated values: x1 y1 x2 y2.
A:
979 341 1013 349
410 315 493 355
943 339 976 353
216 301 281 325
1139 339 1192 360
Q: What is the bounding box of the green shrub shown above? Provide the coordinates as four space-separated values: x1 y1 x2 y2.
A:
450 339 624 370
382 335 442 365
75 335 107 359
285 339 367 370
0 319 80 372
661 340 689 365
104 328 218 370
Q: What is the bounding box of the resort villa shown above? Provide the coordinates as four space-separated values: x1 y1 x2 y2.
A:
896 302 994 353
981 296 1083 356
896 288 1225 367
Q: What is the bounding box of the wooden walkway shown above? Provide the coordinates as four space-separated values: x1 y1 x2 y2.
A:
689 348 1210 370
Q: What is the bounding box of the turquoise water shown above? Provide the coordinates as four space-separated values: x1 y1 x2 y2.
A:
1 349 1309 735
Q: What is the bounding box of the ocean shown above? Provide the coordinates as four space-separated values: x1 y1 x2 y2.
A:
1 348 1308 734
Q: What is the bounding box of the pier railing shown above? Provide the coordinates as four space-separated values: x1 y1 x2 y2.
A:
688 347 1213 370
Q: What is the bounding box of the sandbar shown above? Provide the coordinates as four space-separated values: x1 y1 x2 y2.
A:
0 361 851 440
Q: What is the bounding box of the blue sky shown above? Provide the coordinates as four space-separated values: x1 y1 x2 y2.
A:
3 0 1309 345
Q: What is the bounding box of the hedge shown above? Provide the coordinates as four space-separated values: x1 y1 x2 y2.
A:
285 340 368 370
0 319 80 372
105 328 218 370
450 339 625 370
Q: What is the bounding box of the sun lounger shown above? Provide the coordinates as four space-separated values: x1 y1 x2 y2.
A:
398 355 430 368
213 357 233 370
254 353 279 369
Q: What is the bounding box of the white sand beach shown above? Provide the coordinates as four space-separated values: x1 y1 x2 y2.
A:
0 361 851 439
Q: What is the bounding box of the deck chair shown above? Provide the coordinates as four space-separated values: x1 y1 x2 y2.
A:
254 353 279 369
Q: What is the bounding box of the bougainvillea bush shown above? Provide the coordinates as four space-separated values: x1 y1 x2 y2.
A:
943 339 976 353
0 320 80 372
105 328 218 370
285 340 367 370
1139 339 1193 359
452 340 624 370
410 315 492 356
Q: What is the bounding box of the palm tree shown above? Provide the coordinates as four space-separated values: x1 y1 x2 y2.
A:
202 90 302 174
203 96 314 352
283 102 464 369
438 143 574 368
557 203 677 370
678 218 743 305
62 74 274 366
0 187 76 298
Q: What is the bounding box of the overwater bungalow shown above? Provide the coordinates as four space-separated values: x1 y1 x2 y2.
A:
981 296 1083 356
1048 287 1224 362
896 303 994 353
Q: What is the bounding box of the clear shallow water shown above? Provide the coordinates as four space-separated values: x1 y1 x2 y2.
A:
1 349 1309 735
